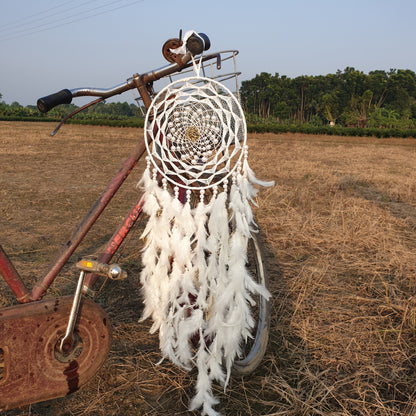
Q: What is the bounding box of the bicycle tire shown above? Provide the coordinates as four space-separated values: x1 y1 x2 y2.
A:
232 231 270 375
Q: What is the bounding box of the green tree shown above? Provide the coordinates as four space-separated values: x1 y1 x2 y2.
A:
321 92 340 124
343 89 374 127
241 72 274 118
385 69 416 114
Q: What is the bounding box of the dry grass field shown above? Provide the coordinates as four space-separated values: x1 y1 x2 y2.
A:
0 121 415 415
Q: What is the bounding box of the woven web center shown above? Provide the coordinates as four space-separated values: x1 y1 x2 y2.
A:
145 77 247 190
186 126 200 142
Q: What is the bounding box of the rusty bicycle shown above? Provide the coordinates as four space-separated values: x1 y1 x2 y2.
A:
0 31 271 413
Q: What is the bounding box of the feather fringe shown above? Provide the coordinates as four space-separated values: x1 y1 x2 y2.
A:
138 150 273 415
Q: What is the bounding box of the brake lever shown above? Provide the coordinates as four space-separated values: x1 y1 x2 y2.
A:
50 97 104 136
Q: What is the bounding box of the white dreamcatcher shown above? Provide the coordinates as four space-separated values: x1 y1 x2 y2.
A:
138 53 273 416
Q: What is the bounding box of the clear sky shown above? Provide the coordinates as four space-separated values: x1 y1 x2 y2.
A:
1 0 415 106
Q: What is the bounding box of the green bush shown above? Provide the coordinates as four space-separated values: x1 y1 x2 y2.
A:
245 122 416 139
2 114 415 139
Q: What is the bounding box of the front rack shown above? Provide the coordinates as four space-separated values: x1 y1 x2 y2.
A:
129 50 241 115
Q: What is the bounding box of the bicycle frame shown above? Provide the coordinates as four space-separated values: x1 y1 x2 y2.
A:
0 128 147 303
0 40 272 414
0 44 239 303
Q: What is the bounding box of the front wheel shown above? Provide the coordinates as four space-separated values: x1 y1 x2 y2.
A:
232 232 270 375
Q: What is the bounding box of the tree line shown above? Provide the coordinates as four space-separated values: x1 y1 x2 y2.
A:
240 68 416 128
0 95 143 120
2 67 416 131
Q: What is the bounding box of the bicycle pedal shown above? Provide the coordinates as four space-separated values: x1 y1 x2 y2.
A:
76 259 127 280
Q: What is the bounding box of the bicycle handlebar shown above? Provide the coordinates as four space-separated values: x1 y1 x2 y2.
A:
37 31 216 114
36 57 189 113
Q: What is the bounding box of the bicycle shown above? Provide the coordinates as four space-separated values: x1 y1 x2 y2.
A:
0 30 271 414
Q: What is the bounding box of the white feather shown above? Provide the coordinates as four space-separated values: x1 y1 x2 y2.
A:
177 308 203 364
243 157 275 188
208 191 229 275
190 332 222 416
236 173 257 228
137 149 274 415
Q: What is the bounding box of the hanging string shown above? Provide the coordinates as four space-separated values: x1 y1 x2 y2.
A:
191 53 204 77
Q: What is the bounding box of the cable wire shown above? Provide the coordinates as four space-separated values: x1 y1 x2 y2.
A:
0 0 144 42
0 1 93 32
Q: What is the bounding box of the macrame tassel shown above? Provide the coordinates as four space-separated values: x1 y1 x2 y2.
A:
192 187 227 414
193 190 211 310
207 183 230 276
159 188 200 370
153 183 183 366
184 183 231 415
158 260 186 368
215 179 251 388
206 185 231 323
229 175 251 238
139 164 164 326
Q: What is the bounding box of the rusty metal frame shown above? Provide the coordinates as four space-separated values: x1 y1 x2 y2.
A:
0 138 147 302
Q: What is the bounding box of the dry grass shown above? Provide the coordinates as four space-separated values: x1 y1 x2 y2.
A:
251 133 416 416
1 122 416 415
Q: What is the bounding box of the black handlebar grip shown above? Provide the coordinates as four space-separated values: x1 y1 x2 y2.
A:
37 89 73 113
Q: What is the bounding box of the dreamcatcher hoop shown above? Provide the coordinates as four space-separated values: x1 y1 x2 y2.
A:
144 76 247 190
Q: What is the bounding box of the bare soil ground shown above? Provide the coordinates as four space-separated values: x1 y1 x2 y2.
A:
0 122 416 415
